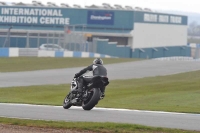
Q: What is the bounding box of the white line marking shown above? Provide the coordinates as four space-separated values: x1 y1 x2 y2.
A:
1 103 199 116
0 115 67 122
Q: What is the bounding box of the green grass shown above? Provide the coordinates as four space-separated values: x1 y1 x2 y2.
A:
0 70 200 132
0 70 200 113
0 57 140 72
0 117 199 133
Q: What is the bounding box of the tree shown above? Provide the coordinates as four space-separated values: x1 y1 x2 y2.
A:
188 21 200 36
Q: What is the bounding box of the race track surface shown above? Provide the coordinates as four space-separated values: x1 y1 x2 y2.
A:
0 103 200 131
1 60 200 131
1 60 200 88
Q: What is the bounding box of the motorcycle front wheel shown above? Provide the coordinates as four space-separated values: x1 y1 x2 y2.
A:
63 94 72 109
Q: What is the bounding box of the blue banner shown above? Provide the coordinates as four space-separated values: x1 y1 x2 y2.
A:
87 10 114 25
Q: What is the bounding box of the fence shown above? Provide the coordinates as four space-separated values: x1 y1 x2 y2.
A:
0 25 99 53
63 24 97 52
0 25 128 53
0 30 65 49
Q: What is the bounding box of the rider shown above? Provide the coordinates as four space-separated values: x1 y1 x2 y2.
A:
73 58 108 98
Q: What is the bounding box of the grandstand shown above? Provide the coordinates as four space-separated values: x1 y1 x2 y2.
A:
0 1 190 58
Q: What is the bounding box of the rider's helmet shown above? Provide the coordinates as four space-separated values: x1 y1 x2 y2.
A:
93 58 103 65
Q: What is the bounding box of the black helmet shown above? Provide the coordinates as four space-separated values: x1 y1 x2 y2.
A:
93 58 103 65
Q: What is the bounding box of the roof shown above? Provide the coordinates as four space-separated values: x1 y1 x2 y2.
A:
0 1 154 12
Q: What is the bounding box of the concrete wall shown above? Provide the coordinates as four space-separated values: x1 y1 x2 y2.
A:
95 39 191 59
132 46 191 59
96 39 132 58
133 23 187 49
0 46 192 59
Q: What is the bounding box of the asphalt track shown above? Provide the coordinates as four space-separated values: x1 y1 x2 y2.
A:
0 103 200 131
1 60 200 131
1 60 200 88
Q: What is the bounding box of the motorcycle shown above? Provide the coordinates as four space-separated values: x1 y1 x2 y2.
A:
63 75 109 110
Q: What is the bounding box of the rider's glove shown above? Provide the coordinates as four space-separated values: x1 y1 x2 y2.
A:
74 73 79 78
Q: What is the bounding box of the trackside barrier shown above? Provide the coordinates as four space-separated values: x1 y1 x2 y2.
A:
0 48 19 57
96 39 192 58
152 56 200 61
38 50 114 58
0 48 116 58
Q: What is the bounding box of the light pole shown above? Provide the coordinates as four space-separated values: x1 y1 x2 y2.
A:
3 26 13 47
8 26 13 47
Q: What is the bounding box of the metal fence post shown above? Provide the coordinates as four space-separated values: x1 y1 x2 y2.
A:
26 31 30 48
37 33 40 48
3 26 12 47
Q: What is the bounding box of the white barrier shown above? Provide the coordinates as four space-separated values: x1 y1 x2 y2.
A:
0 48 116 58
38 50 55 57
9 48 19 57
152 56 196 61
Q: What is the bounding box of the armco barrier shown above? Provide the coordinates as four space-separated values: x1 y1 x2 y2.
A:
0 48 115 58
19 48 38 57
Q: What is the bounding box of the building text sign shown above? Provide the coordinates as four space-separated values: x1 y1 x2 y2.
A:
87 10 114 25
0 7 70 25
144 13 182 24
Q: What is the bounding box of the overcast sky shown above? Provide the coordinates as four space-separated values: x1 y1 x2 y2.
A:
4 0 200 13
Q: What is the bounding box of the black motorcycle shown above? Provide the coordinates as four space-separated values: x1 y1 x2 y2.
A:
63 76 109 110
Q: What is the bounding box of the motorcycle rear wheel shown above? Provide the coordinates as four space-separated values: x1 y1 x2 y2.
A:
82 88 100 110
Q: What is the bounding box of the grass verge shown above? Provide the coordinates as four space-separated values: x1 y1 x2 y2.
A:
0 117 199 133
0 57 140 72
0 70 200 113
